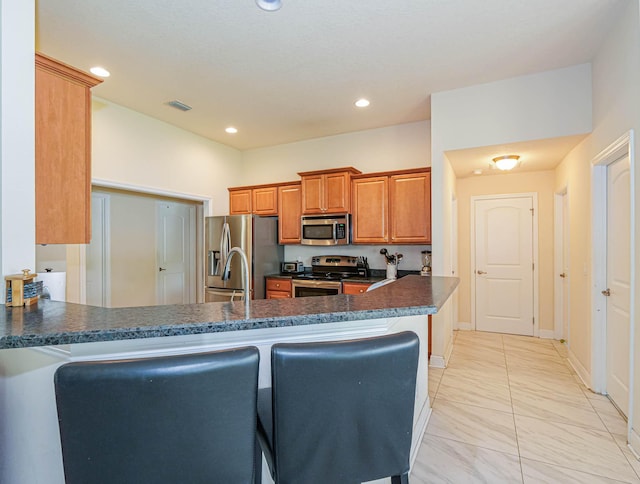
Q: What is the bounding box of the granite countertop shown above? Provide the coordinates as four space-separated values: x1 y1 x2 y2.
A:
0 275 459 350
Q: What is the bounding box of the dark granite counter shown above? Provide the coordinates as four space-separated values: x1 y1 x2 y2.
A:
0 275 458 349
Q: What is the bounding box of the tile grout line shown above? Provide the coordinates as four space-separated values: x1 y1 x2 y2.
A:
503 335 526 484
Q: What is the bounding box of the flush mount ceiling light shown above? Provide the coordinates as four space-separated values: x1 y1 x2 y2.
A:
225 127 238 134
256 0 282 11
355 98 370 108
492 155 520 171
90 66 110 78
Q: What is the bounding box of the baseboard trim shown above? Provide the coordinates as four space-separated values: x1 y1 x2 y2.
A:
628 428 640 460
538 329 556 340
430 335 454 368
456 321 472 331
567 347 592 390
410 397 432 467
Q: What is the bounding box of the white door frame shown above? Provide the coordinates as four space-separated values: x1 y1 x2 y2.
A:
89 192 112 307
590 130 635 444
554 187 568 340
470 192 539 335
90 179 213 304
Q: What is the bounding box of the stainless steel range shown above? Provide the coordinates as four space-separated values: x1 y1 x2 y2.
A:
291 255 368 298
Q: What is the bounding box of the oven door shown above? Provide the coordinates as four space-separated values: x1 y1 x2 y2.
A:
292 279 342 298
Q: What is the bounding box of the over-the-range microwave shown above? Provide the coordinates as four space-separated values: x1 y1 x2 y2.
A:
301 214 350 246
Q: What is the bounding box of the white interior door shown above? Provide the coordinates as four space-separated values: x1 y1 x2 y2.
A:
156 201 195 305
605 154 631 416
474 196 534 336
555 191 570 341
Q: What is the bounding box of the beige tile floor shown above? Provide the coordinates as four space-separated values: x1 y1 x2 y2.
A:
410 330 639 483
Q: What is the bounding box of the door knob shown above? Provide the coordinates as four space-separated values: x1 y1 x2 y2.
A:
601 288 611 296
560 273 567 278
476 270 487 275
159 267 167 272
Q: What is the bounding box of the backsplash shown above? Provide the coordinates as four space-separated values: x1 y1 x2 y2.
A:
284 245 431 271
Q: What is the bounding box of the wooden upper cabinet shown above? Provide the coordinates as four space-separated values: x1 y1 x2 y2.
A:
229 188 252 215
389 170 431 244
299 167 361 214
252 186 278 215
278 183 302 244
35 53 102 244
351 176 388 244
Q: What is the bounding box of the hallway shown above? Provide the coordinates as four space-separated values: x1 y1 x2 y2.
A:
410 331 637 483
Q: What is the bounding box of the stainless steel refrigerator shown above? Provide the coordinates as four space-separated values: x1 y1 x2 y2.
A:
205 215 283 302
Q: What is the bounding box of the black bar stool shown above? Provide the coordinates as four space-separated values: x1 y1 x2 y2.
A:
257 331 420 484
54 347 260 484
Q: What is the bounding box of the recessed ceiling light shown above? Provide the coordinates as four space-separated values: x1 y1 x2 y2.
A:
225 127 238 134
90 66 110 78
473 169 483 175
355 98 370 108
256 0 282 11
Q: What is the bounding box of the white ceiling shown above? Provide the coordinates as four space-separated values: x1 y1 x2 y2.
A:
36 0 624 152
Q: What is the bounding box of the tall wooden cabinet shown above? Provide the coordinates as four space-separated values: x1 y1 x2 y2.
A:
351 168 431 245
35 53 102 244
278 183 302 244
298 167 361 214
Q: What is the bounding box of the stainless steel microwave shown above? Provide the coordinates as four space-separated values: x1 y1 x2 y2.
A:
301 215 350 246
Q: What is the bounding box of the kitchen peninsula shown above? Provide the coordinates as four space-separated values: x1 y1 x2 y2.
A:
0 275 457 484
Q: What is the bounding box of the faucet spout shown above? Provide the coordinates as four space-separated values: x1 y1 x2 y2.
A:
221 247 250 312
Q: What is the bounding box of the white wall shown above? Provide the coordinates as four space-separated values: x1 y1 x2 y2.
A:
588 0 640 451
430 64 593 362
0 0 36 302
241 121 432 268
241 121 431 184
92 98 243 216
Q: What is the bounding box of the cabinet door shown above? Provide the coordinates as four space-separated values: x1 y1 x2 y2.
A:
253 186 278 215
324 172 350 213
301 175 324 214
278 184 302 244
229 189 252 215
35 54 101 244
342 282 372 295
352 176 388 243
266 278 292 298
389 171 431 244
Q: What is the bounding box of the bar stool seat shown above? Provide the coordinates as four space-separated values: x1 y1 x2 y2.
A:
257 331 420 484
54 347 260 484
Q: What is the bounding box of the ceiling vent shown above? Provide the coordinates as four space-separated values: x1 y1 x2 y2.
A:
165 100 192 112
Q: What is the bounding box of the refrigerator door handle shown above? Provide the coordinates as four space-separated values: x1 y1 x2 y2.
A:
220 222 231 279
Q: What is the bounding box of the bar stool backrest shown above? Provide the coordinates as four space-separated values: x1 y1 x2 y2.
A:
269 331 419 484
54 347 260 484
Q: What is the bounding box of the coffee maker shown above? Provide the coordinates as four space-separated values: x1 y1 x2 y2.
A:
420 250 432 276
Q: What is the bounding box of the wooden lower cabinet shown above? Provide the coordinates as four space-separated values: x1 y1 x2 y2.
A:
342 281 372 295
265 278 292 298
278 183 301 244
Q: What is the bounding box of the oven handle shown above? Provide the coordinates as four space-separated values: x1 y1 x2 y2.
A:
292 280 342 289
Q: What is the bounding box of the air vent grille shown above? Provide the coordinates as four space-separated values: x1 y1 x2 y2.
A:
165 100 192 112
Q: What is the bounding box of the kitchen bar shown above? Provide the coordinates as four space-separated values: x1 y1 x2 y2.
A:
0 275 458 483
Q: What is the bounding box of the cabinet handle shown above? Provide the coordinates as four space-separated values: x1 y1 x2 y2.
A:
276 283 280 288
359 289 364 293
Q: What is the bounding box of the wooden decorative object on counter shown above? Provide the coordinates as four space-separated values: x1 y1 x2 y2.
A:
5 270 39 307
35 53 103 244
